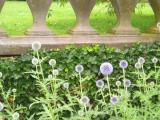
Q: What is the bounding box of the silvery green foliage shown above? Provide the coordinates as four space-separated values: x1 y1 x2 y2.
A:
0 72 26 119
28 43 160 120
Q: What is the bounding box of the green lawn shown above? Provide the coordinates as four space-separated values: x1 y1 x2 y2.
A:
0 1 155 36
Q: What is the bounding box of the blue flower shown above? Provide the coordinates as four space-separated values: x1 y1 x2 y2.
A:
32 41 41 51
96 80 104 88
63 82 69 89
119 60 128 69
110 96 119 105
138 57 145 65
135 62 142 69
100 62 113 75
116 81 121 87
123 79 131 88
75 64 84 73
12 112 20 120
152 57 158 64
80 96 90 105
49 59 56 66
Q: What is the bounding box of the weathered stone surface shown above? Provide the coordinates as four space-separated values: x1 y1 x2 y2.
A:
148 0 160 33
0 34 158 56
110 0 139 35
0 0 7 37
69 0 98 35
26 0 53 36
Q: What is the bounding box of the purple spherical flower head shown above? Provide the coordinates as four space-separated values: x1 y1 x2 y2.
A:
100 62 113 76
63 82 69 89
119 60 128 69
135 62 142 69
110 95 119 105
123 79 131 88
138 57 145 65
152 57 158 64
96 80 104 88
75 64 84 73
12 112 20 120
116 81 121 87
32 41 41 51
150 81 155 86
80 96 90 105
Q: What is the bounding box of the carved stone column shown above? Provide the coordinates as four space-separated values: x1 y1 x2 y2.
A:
0 0 7 37
148 0 160 33
69 0 97 35
26 0 53 36
110 0 139 35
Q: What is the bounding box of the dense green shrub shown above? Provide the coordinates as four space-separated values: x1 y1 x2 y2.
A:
0 42 160 118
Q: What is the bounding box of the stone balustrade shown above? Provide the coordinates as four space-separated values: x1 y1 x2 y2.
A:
0 0 160 55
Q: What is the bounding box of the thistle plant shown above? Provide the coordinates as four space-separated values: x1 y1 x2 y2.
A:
29 41 74 120
0 72 25 120
27 43 160 120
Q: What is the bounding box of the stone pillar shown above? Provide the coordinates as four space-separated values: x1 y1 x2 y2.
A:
110 0 139 35
148 0 160 33
26 0 53 36
0 0 7 37
69 0 97 35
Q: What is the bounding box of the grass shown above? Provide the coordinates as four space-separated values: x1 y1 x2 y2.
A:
0 1 156 36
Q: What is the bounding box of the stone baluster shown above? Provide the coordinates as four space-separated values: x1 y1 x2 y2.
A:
0 0 7 37
69 0 97 35
26 0 53 36
148 0 160 33
110 0 139 35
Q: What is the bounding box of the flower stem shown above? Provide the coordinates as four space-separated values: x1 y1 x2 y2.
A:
106 75 112 98
79 72 83 96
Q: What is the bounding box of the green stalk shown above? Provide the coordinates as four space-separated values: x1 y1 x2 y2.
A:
106 75 112 98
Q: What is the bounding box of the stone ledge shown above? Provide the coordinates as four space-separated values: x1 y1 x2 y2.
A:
0 34 160 56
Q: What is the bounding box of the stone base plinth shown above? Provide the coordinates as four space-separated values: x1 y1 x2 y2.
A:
0 34 159 56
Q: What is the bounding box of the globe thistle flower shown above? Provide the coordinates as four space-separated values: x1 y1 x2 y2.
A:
63 82 69 89
78 110 84 117
119 60 128 69
110 95 119 105
12 88 17 93
52 69 59 76
80 96 90 105
135 62 142 69
116 81 121 87
150 81 155 86
48 74 53 79
96 80 104 88
100 62 113 76
32 41 41 51
32 57 39 65
115 48 121 53
152 57 158 64
0 102 4 111
123 79 131 88
138 57 145 65
12 112 20 120
0 72 2 78
75 64 84 73
49 59 56 66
